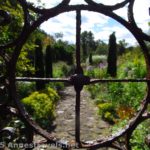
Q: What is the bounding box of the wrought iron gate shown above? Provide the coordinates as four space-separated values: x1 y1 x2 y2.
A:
0 0 150 149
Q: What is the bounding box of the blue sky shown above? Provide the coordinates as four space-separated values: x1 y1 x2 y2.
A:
28 0 150 45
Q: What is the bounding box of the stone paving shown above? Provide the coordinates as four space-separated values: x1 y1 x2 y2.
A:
34 86 112 150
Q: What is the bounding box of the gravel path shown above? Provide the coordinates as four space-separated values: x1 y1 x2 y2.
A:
34 86 111 150
53 86 110 141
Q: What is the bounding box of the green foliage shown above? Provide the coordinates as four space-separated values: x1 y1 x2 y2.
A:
86 43 148 149
16 30 55 76
98 103 116 124
89 55 107 66
47 82 65 91
112 49 147 109
0 1 56 77
107 82 124 104
0 0 23 45
95 40 108 55
86 46 147 110
90 82 146 110
45 45 53 78
53 40 74 64
85 67 107 79
98 103 115 116
104 112 115 124
130 122 150 150
118 48 146 78
53 61 72 77
8 0 18 7
112 120 150 150
81 31 97 60
118 39 128 55
35 39 45 90
86 84 102 99
17 46 35 76
112 119 128 134
85 45 147 146
22 87 60 128
89 53 93 65
17 82 35 99
107 32 117 77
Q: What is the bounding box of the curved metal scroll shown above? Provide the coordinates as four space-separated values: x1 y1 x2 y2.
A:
0 0 150 149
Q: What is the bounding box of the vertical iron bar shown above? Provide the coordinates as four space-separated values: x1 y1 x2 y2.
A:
75 90 81 144
75 9 82 74
75 9 82 144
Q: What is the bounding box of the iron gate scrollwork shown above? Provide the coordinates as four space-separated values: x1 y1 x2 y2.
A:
0 0 150 149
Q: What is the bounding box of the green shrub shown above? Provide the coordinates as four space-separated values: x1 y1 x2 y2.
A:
98 103 115 115
53 61 72 77
47 82 65 91
22 87 60 128
61 63 71 76
86 84 102 99
130 122 150 150
123 83 146 109
104 112 115 124
94 82 146 110
98 103 117 124
107 82 124 105
118 49 147 78
17 82 35 99
90 55 107 65
112 120 150 150
85 67 107 79
110 82 146 109
112 119 128 134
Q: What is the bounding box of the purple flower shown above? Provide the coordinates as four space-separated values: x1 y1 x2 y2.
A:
99 62 106 69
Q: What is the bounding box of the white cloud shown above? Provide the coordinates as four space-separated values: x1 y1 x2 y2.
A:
28 0 150 45
95 0 125 5
69 0 86 5
134 0 150 31
40 12 76 42
81 11 109 31
94 24 136 45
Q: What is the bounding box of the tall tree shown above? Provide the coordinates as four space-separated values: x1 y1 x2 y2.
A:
81 31 96 60
107 32 117 77
35 39 45 90
95 40 108 55
53 40 74 64
45 45 53 78
89 53 93 65
81 31 88 58
118 39 128 55
88 31 96 51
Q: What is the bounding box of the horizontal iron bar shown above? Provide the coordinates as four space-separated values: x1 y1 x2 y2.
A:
90 78 150 84
16 77 70 83
16 77 150 84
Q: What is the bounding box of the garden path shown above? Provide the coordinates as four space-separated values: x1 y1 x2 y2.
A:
34 86 111 150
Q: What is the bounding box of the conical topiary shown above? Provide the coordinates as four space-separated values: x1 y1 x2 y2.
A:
45 45 53 78
107 32 117 77
34 38 45 90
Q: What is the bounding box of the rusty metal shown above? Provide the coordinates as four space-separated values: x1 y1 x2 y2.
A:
75 10 83 74
89 79 150 84
0 0 150 149
16 77 70 83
